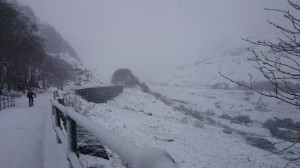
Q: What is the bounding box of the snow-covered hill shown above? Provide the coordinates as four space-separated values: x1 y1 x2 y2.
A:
154 46 265 88
40 23 84 70
19 3 84 70
71 86 299 168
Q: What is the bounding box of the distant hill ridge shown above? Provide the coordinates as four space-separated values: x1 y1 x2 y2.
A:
153 46 265 88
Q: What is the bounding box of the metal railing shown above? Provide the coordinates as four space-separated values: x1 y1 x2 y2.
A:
0 95 15 110
50 97 177 168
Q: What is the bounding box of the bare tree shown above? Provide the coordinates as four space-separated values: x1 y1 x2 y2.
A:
221 0 300 107
220 1 300 167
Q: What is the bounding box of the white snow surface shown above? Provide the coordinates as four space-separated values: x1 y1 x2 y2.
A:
76 86 299 168
0 85 298 168
0 93 69 168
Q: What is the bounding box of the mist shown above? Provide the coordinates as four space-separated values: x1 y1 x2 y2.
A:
20 0 289 81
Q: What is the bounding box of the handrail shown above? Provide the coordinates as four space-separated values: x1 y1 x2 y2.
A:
50 97 177 168
0 95 15 111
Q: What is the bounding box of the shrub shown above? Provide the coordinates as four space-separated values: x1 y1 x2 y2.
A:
139 82 149 92
255 97 270 112
206 117 216 124
111 68 140 87
276 129 295 141
263 118 299 141
232 115 251 124
220 114 232 120
191 112 204 121
264 118 296 130
245 137 275 151
295 122 300 128
282 118 294 129
206 109 216 116
151 91 162 99
175 105 204 121
223 126 232 134
268 127 280 137
175 105 193 113
194 120 205 128
263 119 277 129
211 83 230 89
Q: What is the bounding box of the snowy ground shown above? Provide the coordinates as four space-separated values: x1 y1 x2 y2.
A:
0 85 298 168
150 85 299 123
0 93 69 168
75 85 300 168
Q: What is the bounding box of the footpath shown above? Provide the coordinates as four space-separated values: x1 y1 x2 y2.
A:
0 93 68 168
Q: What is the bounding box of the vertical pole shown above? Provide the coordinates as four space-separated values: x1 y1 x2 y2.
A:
55 107 61 128
67 116 78 156
4 96 5 109
54 107 62 144
52 105 55 116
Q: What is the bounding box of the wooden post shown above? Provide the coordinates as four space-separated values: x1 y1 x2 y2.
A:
52 105 55 116
54 107 62 144
67 116 78 156
10 96 12 107
4 96 5 109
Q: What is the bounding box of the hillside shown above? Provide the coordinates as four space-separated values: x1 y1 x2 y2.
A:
68 86 299 168
0 0 86 92
40 23 84 69
153 46 265 88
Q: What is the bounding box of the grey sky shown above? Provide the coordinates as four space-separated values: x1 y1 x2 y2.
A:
20 0 289 80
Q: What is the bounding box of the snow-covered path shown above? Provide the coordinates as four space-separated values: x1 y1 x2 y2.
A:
0 93 49 168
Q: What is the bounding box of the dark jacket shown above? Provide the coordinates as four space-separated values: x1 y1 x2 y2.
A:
27 91 36 98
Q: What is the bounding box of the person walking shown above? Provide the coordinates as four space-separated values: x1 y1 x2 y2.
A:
27 89 36 107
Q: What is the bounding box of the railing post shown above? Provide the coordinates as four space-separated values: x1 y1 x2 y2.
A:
10 96 12 107
54 107 62 144
12 95 15 106
52 105 55 116
67 116 78 156
4 96 6 109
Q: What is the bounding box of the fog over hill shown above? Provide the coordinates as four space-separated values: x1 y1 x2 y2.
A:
18 2 82 68
40 23 83 69
0 0 87 91
20 0 291 81
152 45 262 87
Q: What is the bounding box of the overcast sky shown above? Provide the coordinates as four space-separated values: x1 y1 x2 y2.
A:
20 0 289 80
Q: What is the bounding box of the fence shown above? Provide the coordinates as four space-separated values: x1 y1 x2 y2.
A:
50 97 177 168
0 95 15 111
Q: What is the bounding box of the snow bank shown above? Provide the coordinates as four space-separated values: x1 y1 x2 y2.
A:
76 87 297 168
51 97 177 168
